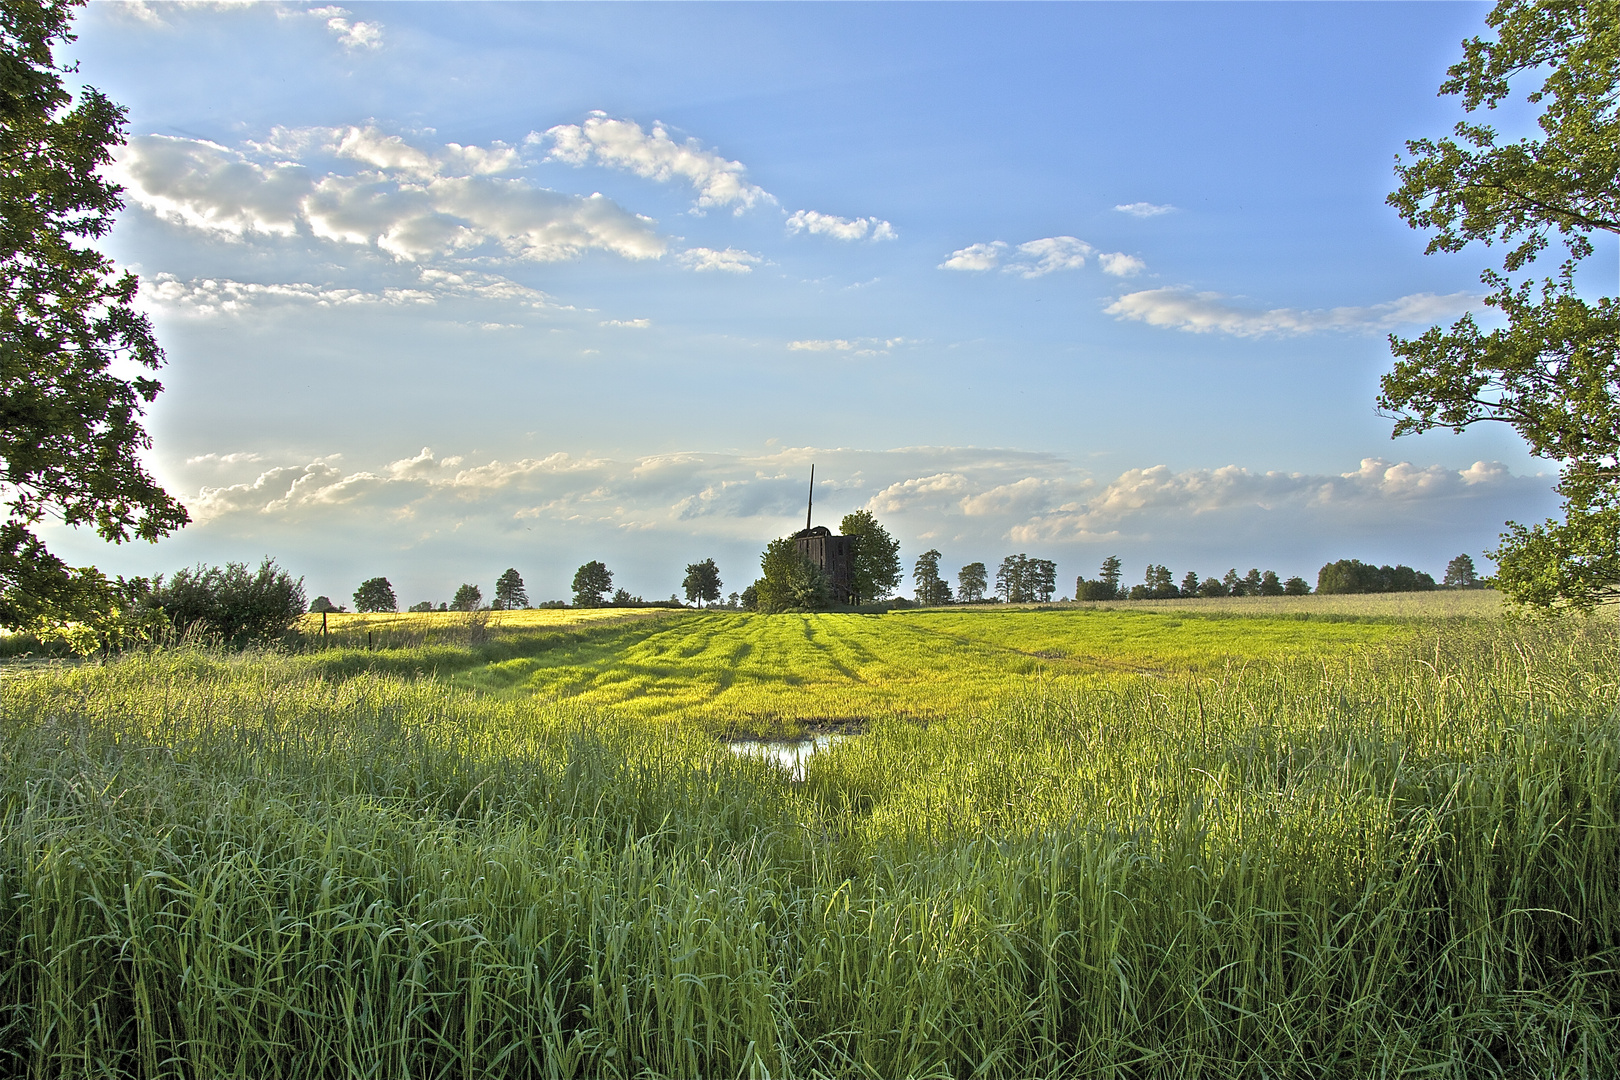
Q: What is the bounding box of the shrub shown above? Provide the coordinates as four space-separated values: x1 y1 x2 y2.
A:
150 558 305 646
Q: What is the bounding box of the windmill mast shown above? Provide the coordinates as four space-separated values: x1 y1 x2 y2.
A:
805 464 815 533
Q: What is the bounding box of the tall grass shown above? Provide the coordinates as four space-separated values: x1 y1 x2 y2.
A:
1 615 1617 1077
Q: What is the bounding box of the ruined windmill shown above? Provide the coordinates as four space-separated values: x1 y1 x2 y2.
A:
792 465 857 605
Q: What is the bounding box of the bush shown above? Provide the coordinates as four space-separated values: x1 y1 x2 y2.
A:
150 558 306 646
754 538 829 613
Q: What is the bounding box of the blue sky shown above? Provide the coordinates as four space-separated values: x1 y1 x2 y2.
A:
52 0 1603 605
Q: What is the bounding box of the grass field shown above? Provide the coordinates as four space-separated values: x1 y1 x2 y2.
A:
3 597 1617 1077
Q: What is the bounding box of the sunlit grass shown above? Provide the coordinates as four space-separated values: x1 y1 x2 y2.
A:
2 612 1617 1076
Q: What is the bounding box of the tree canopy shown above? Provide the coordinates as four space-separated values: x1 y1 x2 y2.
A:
1383 0 1620 610
150 559 305 646
912 549 951 606
839 510 900 604
571 562 612 608
450 583 482 611
494 568 527 609
956 562 987 604
352 577 396 613
753 538 828 613
0 0 187 639
682 558 722 606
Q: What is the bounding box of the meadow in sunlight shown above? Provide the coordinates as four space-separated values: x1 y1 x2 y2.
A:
5 598 1618 1078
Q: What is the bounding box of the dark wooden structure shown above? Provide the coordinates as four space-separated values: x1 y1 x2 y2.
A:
793 465 857 604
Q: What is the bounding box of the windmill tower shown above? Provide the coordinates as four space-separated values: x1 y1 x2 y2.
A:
792 465 857 604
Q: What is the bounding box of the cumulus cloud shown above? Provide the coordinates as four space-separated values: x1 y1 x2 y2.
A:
112 132 664 264
176 445 1549 588
939 236 1108 277
1097 252 1146 277
786 209 896 242
1104 288 1480 337
315 9 383 49
678 247 761 273
1115 202 1175 217
539 113 774 213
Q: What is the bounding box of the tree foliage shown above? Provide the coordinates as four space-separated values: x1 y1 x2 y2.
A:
150 558 305 646
682 558 722 607
1316 559 1437 595
494 568 527 609
450 583 482 611
352 577 396 613
839 510 900 604
0 0 188 637
1444 553 1481 588
1383 0 1620 609
753 538 828 613
571 562 611 608
957 562 987 604
1076 555 1122 601
996 554 1056 603
912 549 952 606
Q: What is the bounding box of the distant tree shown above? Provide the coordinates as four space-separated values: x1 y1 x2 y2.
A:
682 558 722 607
1129 564 1178 600
754 537 829 613
450 583 482 611
1199 576 1227 598
1243 568 1263 596
913 549 952 606
996 555 1026 602
1317 559 1437 594
958 562 988 604
438 602 448 611
1223 569 1243 596
1444 553 1480 588
1259 570 1285 597
495 568 528 609
611 587 633 606
1181 571 1201 596
1099 555 1123 597
840 510 901 603
1030 558 1057 602
1283 576 1312 596
150 558 305 646
571 561 612 607
408 600 435 612
352 576 396 613
739 584 759 611
727 591 739 608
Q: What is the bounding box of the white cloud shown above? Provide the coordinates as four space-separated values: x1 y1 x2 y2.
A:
1007 236 1091 278
141 268 556 317
112 133 665 264
939 236 1098 277
1115 202 1175 217
600 318 651 328
939 241 1007 271
787 337 911 356
786 210 896 242
678 247 761 273
540 113 774 213
323 13 382 50
1098 252 1146 277
1104 288 1481 336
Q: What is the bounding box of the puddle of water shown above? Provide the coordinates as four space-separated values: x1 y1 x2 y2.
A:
727 734 843 780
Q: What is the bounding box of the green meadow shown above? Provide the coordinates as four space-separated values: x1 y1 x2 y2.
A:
4 595 1618 1077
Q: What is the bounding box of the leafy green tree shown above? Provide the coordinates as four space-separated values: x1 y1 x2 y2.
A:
1259 570 1285 597
494 568 527 609
958 562 988 604
352 577 396 613
571 562 612 608
839 510 901 604
450 583 482 611
1099 555 1122 597
913 549 952 606
407 600 434 613
1223 569 1243 596
754 537 829 613
1199 576 1227 598
150 558 305 646
1129 564 1178 600
0 0 188 641
1242 568 1263 596
1283 576 1312 596
739 583 759 611
1383 0 1620 610
1181 571 1201 597
1317 559 1437 594
682 558 722 607
1444 553 1481 588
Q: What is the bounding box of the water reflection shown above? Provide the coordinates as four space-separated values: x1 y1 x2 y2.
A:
727 734 842 780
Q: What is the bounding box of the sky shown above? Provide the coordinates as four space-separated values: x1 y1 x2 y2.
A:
48 0 1612 606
